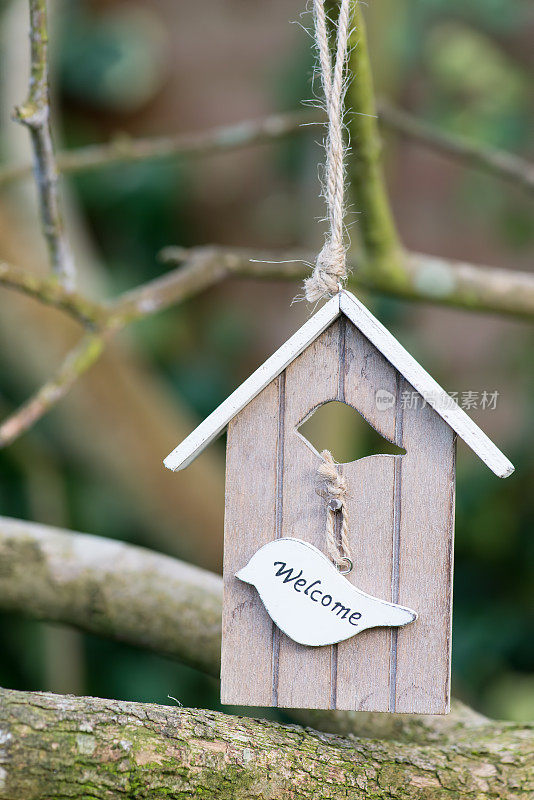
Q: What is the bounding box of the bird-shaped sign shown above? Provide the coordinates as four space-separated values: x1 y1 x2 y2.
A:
237 538 417 647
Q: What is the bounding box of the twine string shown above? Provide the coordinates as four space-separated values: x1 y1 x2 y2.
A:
306 3 355 568
304 0 354 303
318 449 353 571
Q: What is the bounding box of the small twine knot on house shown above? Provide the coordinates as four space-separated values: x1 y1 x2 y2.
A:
318 449 353 572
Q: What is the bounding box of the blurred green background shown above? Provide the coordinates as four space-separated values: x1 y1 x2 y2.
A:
0 0 532 722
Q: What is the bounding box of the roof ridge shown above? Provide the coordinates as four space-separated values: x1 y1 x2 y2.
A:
164 290 513 478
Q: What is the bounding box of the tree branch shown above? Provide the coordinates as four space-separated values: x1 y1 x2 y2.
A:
3 240 533 332
345 2 404 284
1 237 533 448
160 245 534 321
0 516 531 749
2 240 532 446
108 248 233 325
0 334 106 447
2 103 533 198
0 687 531 800
0 260 106 327
0 516 222 677
0 109 320 186
13 0 75 289
378 99 534 197
0 248 239 446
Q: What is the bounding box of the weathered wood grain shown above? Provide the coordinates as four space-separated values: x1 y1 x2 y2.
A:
340 291 512 478
222 316 456 712
220 379 280 706
275 322 342 708
393 392 456 714
336 324 400 711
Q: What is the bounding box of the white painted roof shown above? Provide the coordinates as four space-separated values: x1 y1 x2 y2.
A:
164 290 514 478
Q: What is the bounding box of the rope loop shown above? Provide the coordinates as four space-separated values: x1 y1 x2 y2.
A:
304 0 354 303
318 449 353 572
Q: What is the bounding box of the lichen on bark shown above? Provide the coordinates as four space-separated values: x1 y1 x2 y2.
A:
0 688 532 799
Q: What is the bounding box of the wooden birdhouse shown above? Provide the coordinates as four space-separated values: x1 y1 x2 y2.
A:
164 290 513 715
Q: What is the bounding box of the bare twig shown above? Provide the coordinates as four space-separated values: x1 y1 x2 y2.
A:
378 99 534 197
109 248 232 325
0 260 106 326
2 103 533 199
0 333 106 447
0 249 233 444
1 109 321 186
13 0 75 288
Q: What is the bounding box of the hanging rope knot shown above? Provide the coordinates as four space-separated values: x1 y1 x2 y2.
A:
318 448 347 506
304 242 346 302
303 0 354 304
317 450 353 573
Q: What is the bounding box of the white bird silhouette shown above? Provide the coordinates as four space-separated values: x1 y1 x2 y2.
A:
236 538 417 647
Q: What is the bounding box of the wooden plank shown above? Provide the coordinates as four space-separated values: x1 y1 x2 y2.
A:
335 456 395 710
222 315 455 713
340 290 513 478
336 323 399 711
275 321 342 709
220 378 280 706
393 387 456 714
164 295 340 471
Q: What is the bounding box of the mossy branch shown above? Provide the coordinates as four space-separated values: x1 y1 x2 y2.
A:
1 515 533 753
345 2 405 286
0 519 532 800
4 686 534 800
3 244 534 329
0 687 532 800
159 245 534 321
0 261 106 327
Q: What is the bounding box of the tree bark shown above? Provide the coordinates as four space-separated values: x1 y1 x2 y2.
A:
159 245 534 322
0 517 222 677
0 519 532 795
0 687 531 799
0 516 532 749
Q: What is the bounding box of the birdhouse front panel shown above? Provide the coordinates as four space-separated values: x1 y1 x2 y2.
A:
220 316 456 713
